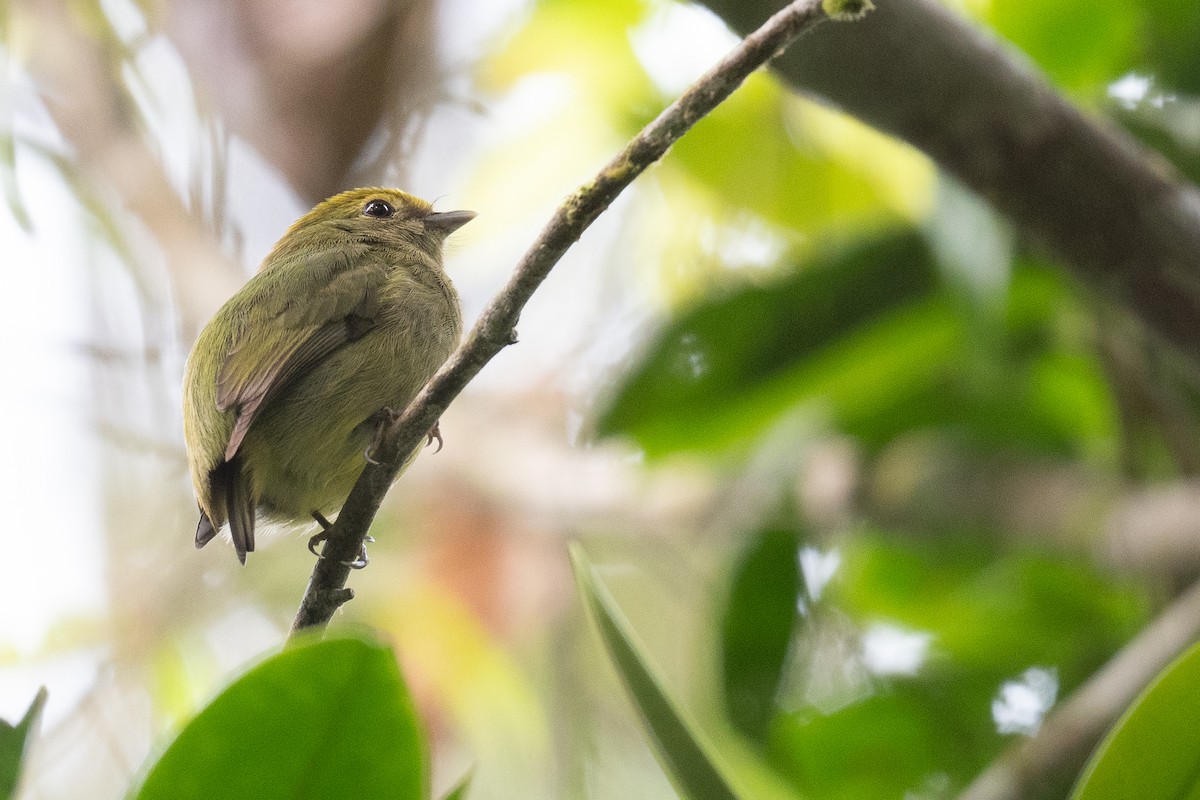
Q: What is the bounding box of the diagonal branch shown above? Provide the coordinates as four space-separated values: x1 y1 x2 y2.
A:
289 0 862 636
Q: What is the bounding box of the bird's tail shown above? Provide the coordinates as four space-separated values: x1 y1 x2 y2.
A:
199 457 256 564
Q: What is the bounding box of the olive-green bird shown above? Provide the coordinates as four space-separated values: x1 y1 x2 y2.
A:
182 188 472 564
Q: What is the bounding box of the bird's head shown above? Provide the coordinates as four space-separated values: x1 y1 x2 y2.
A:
279 187 475 257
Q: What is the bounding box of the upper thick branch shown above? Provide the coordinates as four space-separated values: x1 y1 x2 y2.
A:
290 0 841 634
700 0 1200 368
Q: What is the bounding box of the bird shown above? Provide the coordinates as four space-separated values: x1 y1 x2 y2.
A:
182 187 473 564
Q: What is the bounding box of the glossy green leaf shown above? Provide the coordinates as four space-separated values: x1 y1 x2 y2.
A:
570 542 739 800
0 688 46 800
598 229 949 457
133 635 426 800
1072 641 1200 800
721 526 802 744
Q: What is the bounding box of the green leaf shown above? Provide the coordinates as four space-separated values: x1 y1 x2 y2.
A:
0 688 47 800
984 0 1138 91
439 771 472 800
763 533 1148 799
668 76 914 232
1142 0 1200 95
837 536 1146 684
570 542 740 800
598 229 949 457
1071 640 1200 800
0 135 34 235
721 526 802 744
133 635 426 800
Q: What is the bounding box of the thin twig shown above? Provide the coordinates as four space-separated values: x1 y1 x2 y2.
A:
289 0 847 636
957 576 1200 800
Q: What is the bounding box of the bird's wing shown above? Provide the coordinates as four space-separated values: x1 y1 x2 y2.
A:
215 251 390 462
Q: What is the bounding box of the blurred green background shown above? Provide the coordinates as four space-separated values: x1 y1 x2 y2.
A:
3 0 1200 797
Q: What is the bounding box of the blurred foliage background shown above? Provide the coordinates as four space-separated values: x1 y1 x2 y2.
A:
3 0 1200 797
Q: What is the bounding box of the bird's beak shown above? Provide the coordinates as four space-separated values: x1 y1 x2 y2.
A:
424 209 476 234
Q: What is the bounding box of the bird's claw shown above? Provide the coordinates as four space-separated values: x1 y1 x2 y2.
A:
307 511 332 556
365 410 443 460
364 407 401 464
342 541 370 569
309 512 374 567
426 422 443 453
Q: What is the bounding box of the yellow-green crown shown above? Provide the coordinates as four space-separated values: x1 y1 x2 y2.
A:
290 187 434 230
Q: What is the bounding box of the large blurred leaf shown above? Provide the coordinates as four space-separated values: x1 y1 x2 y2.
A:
977 0 1200 96
763 532 1148 799
598 229 952 457
770 683 982 800
0 688 46 800
570 543 740 799
133 635 425 800
1141 0 1200 95
836 535 1146 682
1072 641 1200 800
721 526 803 744
668 76 922 232
600 221 1122 464
985 0 1138 91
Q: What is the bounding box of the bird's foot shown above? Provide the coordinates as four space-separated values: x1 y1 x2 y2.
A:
307 511 334 556
364 407 401 465
365 410 444 462
342 536 375 570
426 421 443 453
307 512 373 568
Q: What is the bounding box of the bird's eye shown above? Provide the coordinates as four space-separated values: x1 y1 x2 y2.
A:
363 199 394 218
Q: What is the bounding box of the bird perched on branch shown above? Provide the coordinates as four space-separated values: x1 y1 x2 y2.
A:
182 187 473 564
